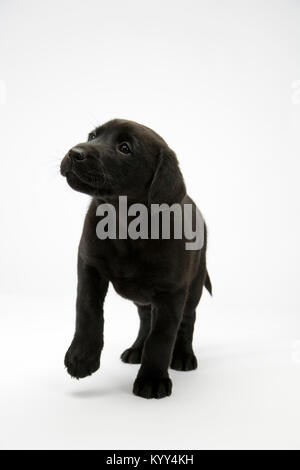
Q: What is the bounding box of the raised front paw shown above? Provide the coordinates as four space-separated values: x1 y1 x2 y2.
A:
171 350 197 371
121 347 142 364
133 376 172 399
64 338 101 379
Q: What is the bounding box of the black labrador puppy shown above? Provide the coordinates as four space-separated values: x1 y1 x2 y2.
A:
60 119 211 399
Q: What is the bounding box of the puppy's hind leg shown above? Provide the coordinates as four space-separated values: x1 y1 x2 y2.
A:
121 304 151 364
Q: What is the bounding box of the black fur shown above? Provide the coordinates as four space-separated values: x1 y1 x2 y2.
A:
60 119 211 399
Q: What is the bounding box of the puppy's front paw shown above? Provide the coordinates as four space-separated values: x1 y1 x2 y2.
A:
121 347 142 364
64 339 100 379
171 351 197 371
133 377 172 399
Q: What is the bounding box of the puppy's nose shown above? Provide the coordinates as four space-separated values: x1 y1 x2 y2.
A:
68 147 86 161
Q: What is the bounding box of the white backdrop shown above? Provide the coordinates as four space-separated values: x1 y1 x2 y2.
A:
0 0 300 450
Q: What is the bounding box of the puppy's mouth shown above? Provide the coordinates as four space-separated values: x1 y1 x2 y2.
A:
60 155 111 196
62 164 113 198
63 169 104 194
67 169 103 188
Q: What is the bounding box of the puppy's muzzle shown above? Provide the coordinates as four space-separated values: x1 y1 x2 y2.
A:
60 146 88 176
68 147 87 161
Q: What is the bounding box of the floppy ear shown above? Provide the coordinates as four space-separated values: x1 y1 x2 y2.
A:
148 148 186 205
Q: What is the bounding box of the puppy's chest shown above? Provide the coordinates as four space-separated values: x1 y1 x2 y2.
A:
101 251 160 280
80 236 177 302
100 253 165 302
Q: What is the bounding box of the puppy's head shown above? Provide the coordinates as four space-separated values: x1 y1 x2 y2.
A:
60 119 186 205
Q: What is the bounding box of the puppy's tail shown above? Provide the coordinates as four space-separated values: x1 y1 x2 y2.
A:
204 270 212 296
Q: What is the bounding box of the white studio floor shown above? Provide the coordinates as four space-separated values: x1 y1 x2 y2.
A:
0 291 299 450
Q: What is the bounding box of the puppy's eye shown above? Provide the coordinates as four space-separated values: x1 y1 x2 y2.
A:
117 142 131 155
89 132 97 141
